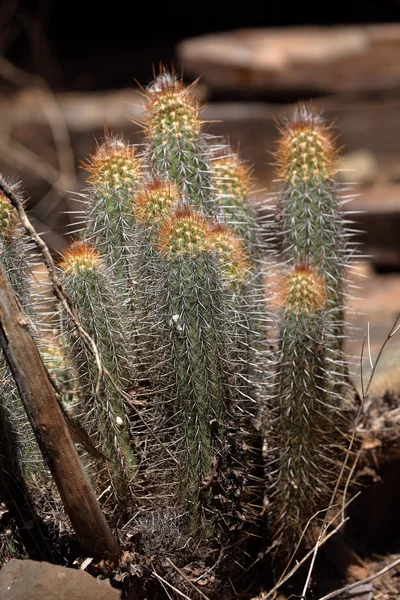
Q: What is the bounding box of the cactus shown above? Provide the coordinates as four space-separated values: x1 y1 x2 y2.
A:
0 190 44 483
263 266 348 555
0 70 363 599
209 148 270 380
84 134 143 285
142 71 217 214
274 105 349 348
208 224 258 405
208 223 251 284
129 177 180 378
263 104 354 559
210 145 259 254
59 241 138 498
155 207 230 528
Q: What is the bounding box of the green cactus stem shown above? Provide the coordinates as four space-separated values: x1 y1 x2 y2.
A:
142 72 217 214
59 241 138 499
131 177 180 372
156 208 232 529
263 266 348 556
210 145 260 254
0 190 44 483
273 104 355 420
84 134 143 285
274 105 349 337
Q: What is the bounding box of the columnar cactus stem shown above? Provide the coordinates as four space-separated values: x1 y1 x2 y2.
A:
274 106 347 338
264 266 347 554
208 224 258 407
60 242 137 497
0 190 44 482
272 105 354 432
132 177 180 375
210 146 259 254
156 208 230 528
84 134 143 285
142 72 217 214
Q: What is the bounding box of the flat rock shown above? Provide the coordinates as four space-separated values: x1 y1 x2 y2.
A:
177 24 400 94
0 559 120 600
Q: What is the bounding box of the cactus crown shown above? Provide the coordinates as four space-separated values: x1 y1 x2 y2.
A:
208 224 250 282
144 72 201 141
157 207 210 258
0 192 18 240
134 178 180 227
59 241 100 274
275 105 339 185
85 135 142 191
280 265 326 314
211 150 252 205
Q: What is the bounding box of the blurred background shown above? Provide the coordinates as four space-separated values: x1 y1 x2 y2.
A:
1 1 400 378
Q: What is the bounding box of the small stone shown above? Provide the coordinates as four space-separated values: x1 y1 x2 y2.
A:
0 559 121 600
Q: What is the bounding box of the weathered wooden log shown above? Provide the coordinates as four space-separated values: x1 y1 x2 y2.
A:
0 263 119 561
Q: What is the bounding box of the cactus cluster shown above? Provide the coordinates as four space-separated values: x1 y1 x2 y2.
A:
0 69 358 594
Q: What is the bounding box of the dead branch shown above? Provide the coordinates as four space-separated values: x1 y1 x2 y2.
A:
0 261 119 560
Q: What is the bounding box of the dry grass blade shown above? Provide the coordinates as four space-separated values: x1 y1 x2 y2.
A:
166 558 211 600
258 515 350 600
152 571 193 600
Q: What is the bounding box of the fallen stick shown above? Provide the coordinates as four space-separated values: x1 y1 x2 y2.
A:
0 262 119 561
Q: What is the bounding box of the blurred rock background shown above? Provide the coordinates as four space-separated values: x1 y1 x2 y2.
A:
0 1 400 377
